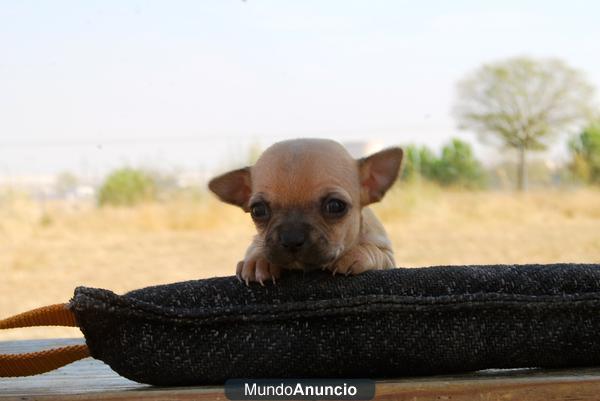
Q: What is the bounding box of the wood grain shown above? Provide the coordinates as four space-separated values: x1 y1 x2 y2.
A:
3 339 600 400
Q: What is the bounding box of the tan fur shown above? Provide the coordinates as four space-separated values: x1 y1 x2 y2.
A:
208 138 402 285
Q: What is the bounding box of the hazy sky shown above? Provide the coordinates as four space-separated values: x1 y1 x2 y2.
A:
1 1 599 177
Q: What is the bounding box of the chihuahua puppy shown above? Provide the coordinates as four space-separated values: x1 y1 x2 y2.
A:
208 138 403 285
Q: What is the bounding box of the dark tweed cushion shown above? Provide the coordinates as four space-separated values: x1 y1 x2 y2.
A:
69 263 600 386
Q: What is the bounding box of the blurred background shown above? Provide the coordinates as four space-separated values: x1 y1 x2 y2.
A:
1 1 600 339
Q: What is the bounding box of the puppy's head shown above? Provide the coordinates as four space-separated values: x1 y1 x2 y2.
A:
209 139 402 270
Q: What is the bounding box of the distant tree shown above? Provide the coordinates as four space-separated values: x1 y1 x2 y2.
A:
98 168 156 207
146 170 178 194
569 123 600 185
54 171 78 196
432 139 486 188
454 57 595 191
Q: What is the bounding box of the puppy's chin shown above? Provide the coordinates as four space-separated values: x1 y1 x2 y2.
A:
265 246 342 272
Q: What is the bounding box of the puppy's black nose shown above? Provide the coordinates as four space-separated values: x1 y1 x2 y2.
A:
279 228 306 252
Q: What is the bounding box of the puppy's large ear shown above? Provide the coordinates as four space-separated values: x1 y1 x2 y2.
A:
358 147 403 205
208 167 252 211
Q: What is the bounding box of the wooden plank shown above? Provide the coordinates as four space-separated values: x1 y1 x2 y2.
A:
0 339 146 396
3 339 600 400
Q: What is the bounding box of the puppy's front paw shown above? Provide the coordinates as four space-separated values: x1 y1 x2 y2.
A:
330 244 394 276
236 257 281 286
330 247 371 276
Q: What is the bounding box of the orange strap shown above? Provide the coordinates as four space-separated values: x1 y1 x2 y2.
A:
0 303 91 377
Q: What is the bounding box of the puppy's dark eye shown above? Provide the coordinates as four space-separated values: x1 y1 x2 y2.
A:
323 198 347 217
250 202 270 220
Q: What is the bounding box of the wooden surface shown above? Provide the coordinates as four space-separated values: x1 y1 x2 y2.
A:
3 339 600 400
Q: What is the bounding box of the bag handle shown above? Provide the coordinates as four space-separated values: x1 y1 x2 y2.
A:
0 303 90 377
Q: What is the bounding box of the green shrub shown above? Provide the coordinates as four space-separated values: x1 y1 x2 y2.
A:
97 168 157 207
432 138 487 188
401 139 486 188
401 145 438 181
569 123 600 185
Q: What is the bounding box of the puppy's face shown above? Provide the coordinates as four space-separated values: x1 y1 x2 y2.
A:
209 139 402 270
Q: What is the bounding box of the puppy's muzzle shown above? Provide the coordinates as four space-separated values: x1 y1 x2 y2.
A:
278 224 308 253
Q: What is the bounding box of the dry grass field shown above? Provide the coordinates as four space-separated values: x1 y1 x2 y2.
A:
1 184 600 340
